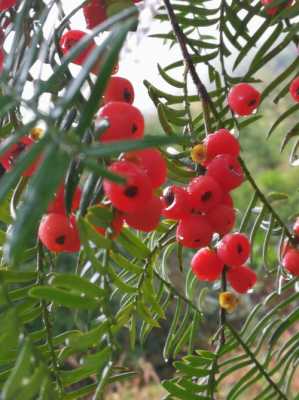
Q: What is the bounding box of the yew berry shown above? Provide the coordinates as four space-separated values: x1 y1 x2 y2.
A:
207 154 244 192
38 214 80 253
124 148 167 188
191 247 224 282
124 195 162 232
282 248 299 276
207 204 236 236
289 77 299 103
293 218 299 237
261 0 292 16
199 129 240 166
96 210 124 239
48 185 81 215
97 102 144 142
0 0 16 11
161 185 191 220
217 233 251 267
103 160 153 213
176 215 213 249
227 265 256 293
104 77 135 104
83 0 107 29
59 30 96 66
228 83 261 116
188 175 223 213
222 192 234 208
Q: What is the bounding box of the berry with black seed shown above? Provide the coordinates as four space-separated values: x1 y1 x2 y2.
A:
191 247 224 281
104 76 135 104
282 248 299 276
188 175 223 213
59 30 96 66
176 214 213 249
103 160 153 213
227 265 257 293
124 148 167 188
207 154 244 192
97 102 144 142
38 213 80 253
161 185 191 220
207 204 236 236
228 83 261 116
124 195 162 232
217 232 251 267
289 77 299 103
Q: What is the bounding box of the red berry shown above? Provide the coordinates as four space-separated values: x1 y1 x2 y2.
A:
48 185 81 214
97 102 144 142
191 247 224 282
104 76 135 104
0 135 40 176
96 209 124 238
124 148 167 188
83 0 107 29
124 195 162 232
289 77 299 103
201 129 240 166
161 185 191 220
227 265 257 293
188 175 223 213
228 83 261 116
0 0 16 11
261 0 292 16
207 154 244 192
176 215 213 249
222 192 234 208
207 204 236 236
59 30 96 66
217 233 251 267
103 160 153 213
282 248 299 276
38 214 80 253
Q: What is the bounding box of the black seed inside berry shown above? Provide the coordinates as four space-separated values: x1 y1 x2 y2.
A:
163 188 174 206
237 243 243 254
131 123 138 134
201 191 212 202
248 99 256 107
56 235 66 245
123 89 132 102
124 185 138 198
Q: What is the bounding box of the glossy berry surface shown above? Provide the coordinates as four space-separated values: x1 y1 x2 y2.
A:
207 204 236 236
228 83 261 116
83 0 107 29
217 233 251 267
161 185 191 220
59 30 95 66
176 215 213 249
222 192 234 208
103 160 153 213
124 195 162 232
124 148 167 188
282 248 299 276
261 0 292 16
97 102 144 142
201 129 240 166
191 247 224 282
188 175 223 213
48 185 81 215
104 77 135 104
207 154 244 192
289 77 299 103
0 0 16 11
227 265 257 293
38 214 80 253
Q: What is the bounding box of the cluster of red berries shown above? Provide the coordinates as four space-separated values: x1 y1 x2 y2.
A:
38 185 81 253
83 0 142 29
261 0 293 16
282 218 299 276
